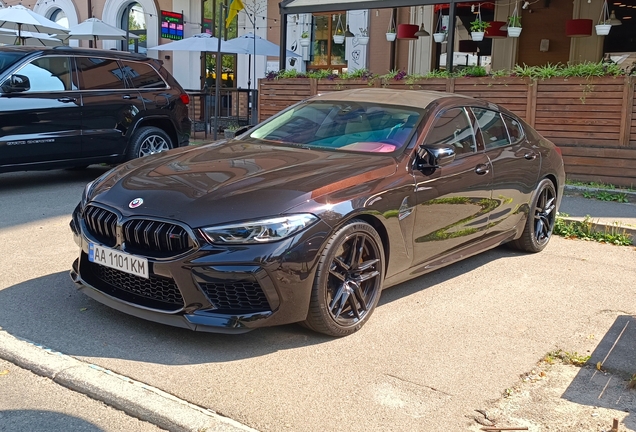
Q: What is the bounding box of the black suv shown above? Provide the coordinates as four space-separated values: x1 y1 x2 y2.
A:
0 46 191 173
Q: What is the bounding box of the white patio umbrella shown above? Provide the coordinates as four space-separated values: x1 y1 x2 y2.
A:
0 5 69 41
149 33 248 54
224 32 301 91
0 28 64 46
68 18 139 46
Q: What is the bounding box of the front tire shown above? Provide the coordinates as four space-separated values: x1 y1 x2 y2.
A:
127 126 173 160
511 178 557 253
304 219 385 337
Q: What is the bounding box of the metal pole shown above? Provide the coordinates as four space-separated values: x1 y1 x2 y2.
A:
278 10 287 71
214 5 226 140
446 0 456 73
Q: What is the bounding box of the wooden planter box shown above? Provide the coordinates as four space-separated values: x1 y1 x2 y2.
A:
257 76 636 187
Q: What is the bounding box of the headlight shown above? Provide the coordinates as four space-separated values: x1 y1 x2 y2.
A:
201 214 318 244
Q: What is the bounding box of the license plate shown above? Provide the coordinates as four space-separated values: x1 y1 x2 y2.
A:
88 243 149 279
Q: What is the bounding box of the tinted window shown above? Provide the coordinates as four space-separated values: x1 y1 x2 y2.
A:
425 108 476 156
121 61 167 89
503 114 525 143
76 57 126 90
472 108 510 149
249 101 421 154
0 52 24 74
15 56 73 92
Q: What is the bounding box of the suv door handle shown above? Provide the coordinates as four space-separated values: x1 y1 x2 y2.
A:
524 151 537 160
57 97 76 103
122 94 137 100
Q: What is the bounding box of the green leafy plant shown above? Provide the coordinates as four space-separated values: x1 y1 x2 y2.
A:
554 214 633 246
566 179 636 192
301 31 309 38
507 15 522 28
225 122 240 132
543 349 591 366
470 20 490 32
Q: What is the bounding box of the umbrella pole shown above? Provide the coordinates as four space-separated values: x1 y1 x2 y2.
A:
213 6 226 140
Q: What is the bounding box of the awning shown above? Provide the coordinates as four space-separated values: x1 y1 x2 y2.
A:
280 0 453 14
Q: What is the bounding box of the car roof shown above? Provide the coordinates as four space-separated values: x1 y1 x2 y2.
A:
310 88 471 109
0 45 149 61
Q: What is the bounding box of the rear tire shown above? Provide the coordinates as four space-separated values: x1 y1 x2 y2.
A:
303 219 384 337
127 126 173 160
511 178 557 253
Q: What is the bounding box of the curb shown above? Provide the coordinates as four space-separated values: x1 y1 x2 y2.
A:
0 329 257 432
564 184 636 198
559 217 635 245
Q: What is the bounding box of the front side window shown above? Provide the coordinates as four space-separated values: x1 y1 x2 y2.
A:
425 108 476 156
121 61 166 89
472 108 510 150
249 101 421 154
14 56 73 92
76 57 126 90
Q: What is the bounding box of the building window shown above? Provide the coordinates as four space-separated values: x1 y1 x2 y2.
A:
49 9 69 28
120 2 147 54
309 13 347 72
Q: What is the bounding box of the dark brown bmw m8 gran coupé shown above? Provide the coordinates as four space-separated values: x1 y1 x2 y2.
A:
70 88 565 336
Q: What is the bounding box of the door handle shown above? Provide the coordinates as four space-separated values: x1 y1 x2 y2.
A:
475 164 490 175
57 97 76 103
122 94 137 100
524 152 537 160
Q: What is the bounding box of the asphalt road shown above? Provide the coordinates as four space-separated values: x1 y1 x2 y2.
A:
0 168 635 431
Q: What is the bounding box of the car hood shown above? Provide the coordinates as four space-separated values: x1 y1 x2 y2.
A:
90 140 398 228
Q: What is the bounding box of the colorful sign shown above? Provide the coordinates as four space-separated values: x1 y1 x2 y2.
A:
160 10 184 40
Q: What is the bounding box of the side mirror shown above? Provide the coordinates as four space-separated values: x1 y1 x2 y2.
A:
416 145 455 170
1 74 30 93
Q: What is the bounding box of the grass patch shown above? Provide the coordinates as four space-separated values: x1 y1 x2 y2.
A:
566 179 636 192
543 349 591 367
554 214 633 246
582 190 630 203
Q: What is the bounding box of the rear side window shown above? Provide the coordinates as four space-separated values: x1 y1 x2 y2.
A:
503 114 525 144
16 56 73 92
472 108 510 149
76 57 126 90
121 61 167 89
425 108 476 156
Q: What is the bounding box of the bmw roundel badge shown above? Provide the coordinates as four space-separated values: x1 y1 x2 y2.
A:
129 198 144 208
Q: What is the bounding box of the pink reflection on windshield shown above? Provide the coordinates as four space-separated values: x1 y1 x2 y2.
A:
339 142 397 153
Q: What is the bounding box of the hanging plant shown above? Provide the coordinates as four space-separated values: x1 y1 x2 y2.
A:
507 3 522 37
333 14 345 44
358 27 369 45
300 30 310 47
470 6 490 42
386 14 396 41
596 0 612 35
433 13 447 43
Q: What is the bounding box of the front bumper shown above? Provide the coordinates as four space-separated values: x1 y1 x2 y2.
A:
69 204 329 333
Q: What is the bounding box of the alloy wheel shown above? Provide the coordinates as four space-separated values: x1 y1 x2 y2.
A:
138 135 170 157
534 185 556 245
326 232 382 326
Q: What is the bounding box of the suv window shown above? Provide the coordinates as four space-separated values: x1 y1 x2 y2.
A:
121 61 167 89
76 57 126 90
0 52 23 74
503 114 525 144
472 108 510 150
426 108 476 156
15 56 73 92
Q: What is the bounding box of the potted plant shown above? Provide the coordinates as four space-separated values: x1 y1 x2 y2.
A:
333 15 345 44
596 0 612 35
358 28 369 45
386 15 396 41
224 123 240 139
470 19 490 41
433 14 447 43
300 31 310 47
507 15 522 37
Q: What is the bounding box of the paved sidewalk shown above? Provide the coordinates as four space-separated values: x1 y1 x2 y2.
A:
560 186 636 244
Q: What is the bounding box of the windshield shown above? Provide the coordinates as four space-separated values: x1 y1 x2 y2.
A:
0 52 24 75
249 101 422 154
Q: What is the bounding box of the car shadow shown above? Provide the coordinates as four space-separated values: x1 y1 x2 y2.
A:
561 315 636 431
0 246 518 366
0 410 106 432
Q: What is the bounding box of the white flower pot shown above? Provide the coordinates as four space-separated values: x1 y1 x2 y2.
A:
507 26 522 37
386 32 396 42
433 32 446 43
333 34 345 44
595 24 611 35
299 38 310 47
357 36 369 45
471 31 485 41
